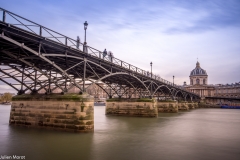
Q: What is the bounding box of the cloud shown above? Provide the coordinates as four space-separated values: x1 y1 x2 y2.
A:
0 0 240 86
0 85 16 93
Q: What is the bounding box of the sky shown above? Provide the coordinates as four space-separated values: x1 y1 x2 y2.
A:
1 0 240 93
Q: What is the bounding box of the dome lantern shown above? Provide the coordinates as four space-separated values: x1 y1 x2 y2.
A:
196 61 200 68
190 61 207 76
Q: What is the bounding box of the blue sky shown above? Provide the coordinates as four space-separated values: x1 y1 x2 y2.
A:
1 0 240 93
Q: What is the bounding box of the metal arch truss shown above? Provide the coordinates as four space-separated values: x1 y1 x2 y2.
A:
0 11 200 101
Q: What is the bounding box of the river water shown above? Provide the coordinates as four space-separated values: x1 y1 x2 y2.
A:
0 104 240 160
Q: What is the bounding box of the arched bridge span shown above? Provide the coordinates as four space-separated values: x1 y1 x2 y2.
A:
0 8 200 102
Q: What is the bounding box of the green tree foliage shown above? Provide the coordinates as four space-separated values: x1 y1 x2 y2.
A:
1 92 13 102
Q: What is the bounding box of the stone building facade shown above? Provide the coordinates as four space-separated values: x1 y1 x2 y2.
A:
213 83 240 98
183 61 240 99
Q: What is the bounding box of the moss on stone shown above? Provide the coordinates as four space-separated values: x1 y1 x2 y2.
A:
106 98 154 102
12 93 94 102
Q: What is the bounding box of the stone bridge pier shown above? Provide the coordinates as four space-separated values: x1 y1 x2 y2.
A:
178 101 199 110
156 100 178 113
9 93 94 132
106 98 158 117
106 98 200 117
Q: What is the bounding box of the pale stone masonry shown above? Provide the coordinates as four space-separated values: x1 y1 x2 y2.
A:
106 99 201 116
178 102 187 110
106 98 158 117
157 101 178 113
9 93 204 133
9 93 94 132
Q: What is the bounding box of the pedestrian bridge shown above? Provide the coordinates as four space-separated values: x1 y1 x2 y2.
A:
0 8 200 102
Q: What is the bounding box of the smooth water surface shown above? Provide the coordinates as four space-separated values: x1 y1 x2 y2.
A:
1 105 240 160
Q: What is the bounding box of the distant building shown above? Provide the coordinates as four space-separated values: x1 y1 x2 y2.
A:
183 61 240 99
213 83 240 98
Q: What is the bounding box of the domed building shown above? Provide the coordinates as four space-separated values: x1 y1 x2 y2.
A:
183 61 240 101
184 61 215 98
190 61 208 85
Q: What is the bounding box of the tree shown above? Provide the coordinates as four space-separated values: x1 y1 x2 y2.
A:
2 92 12 102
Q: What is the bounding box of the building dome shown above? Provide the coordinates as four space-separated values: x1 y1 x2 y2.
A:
190 61 207 76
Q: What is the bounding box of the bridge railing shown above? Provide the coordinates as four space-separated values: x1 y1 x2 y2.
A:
0 8 197 97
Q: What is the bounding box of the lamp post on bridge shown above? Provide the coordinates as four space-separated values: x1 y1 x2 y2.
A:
83 21 88 53
150 62 152 78
172 75 175 100
82 21 88 93
150 62 152 99
173 75 174 85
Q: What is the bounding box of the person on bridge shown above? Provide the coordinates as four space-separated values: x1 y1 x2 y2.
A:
108 51 114 62
76 36 80 49
103 49 107 59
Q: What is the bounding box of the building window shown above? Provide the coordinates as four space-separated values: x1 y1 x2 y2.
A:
203 79 205 84
191 79 193 85
196 79 200 84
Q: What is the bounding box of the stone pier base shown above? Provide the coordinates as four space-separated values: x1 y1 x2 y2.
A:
106 98 157 117
9 93 94 132
187 103 195 109
193 103 198 108
157 101 178 113
178 102 189 111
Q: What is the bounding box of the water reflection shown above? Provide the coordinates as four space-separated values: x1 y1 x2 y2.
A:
1 105 240 160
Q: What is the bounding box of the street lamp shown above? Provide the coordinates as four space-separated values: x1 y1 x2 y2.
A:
150 62 152 99
150 62 152 78
173 75 175 85
83 21 88 53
